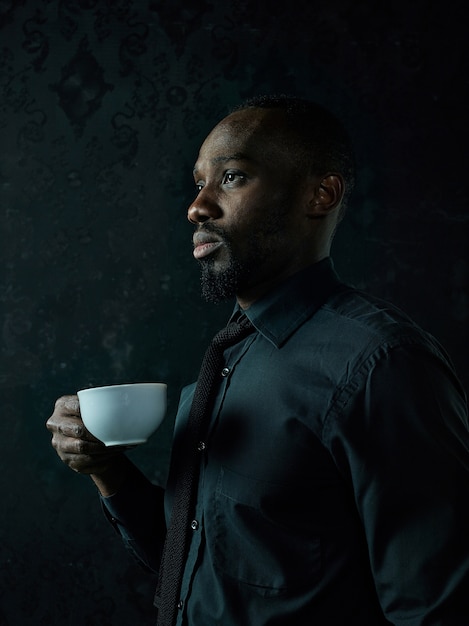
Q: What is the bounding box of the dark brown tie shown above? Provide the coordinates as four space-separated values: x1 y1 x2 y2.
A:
155 314 254 626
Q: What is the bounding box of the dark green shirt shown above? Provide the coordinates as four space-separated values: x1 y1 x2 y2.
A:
104 258 469 625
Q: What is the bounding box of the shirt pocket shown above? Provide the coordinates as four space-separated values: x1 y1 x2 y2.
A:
211 465 322 597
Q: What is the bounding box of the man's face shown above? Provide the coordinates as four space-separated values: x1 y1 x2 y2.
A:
187 108 316 306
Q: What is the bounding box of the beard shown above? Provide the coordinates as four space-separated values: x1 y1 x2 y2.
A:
196 209 289 304
198 233 246 304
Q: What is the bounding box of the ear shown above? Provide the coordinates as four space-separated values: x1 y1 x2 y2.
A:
307 174 344 218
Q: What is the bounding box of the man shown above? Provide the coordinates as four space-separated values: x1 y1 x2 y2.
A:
47 95 469 625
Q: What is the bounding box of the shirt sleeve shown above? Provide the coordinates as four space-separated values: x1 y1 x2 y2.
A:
327 343 469 625
101 460 166 574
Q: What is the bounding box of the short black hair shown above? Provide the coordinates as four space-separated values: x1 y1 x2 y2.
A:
233 94 355 218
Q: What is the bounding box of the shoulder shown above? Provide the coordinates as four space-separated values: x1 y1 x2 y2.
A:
292 284 463 407
319 285 448 361
319 288 467 443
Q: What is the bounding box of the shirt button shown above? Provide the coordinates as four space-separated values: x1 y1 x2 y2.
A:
197 441 206 452
177 599 184 610
190 519 199 531
221 366 230 377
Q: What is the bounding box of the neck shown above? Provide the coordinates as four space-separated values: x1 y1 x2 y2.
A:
236 253 329 309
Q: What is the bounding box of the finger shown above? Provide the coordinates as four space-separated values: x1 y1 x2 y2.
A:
59 451 122 475
54 395 80 415
57 418 101 443
46 396 80 432
52 434 106 455
51 430 134 458
46 412 100 443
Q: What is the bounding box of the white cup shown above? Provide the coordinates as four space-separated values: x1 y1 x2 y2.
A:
77 382 167 446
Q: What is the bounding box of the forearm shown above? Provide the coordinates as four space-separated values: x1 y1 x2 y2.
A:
100 459 167 573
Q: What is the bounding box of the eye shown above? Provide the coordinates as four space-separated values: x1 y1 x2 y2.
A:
195 181 204 192
222 170 246 186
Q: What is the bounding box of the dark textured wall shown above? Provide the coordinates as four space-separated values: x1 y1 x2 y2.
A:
1 1 467 624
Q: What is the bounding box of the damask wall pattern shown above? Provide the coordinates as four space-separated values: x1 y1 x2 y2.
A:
0 1 468 624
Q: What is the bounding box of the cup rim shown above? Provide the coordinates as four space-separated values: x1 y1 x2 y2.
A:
78 382 167 395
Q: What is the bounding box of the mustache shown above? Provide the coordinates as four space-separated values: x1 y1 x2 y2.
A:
194 222 229 243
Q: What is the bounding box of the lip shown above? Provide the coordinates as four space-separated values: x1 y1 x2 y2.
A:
192 231 224 259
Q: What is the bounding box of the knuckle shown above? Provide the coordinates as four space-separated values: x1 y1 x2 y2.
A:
56 419 81 439
68 422 83 439
74 439 86 454
63 456 79 472
73 423 85 438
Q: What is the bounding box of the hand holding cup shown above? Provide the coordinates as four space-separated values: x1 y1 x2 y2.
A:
46 395 126 475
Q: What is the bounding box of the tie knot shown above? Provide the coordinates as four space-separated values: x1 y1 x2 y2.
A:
212 315 254 349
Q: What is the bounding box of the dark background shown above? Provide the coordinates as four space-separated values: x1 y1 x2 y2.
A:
0 1 468 624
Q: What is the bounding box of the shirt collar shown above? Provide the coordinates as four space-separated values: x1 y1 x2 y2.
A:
231 258 344 348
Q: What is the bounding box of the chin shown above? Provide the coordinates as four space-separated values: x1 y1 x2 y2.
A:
199 260 242 304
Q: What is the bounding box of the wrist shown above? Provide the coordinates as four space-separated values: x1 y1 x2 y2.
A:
90 453 131 497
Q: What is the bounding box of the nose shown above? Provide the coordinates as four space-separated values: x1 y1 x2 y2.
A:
187 187 222 224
